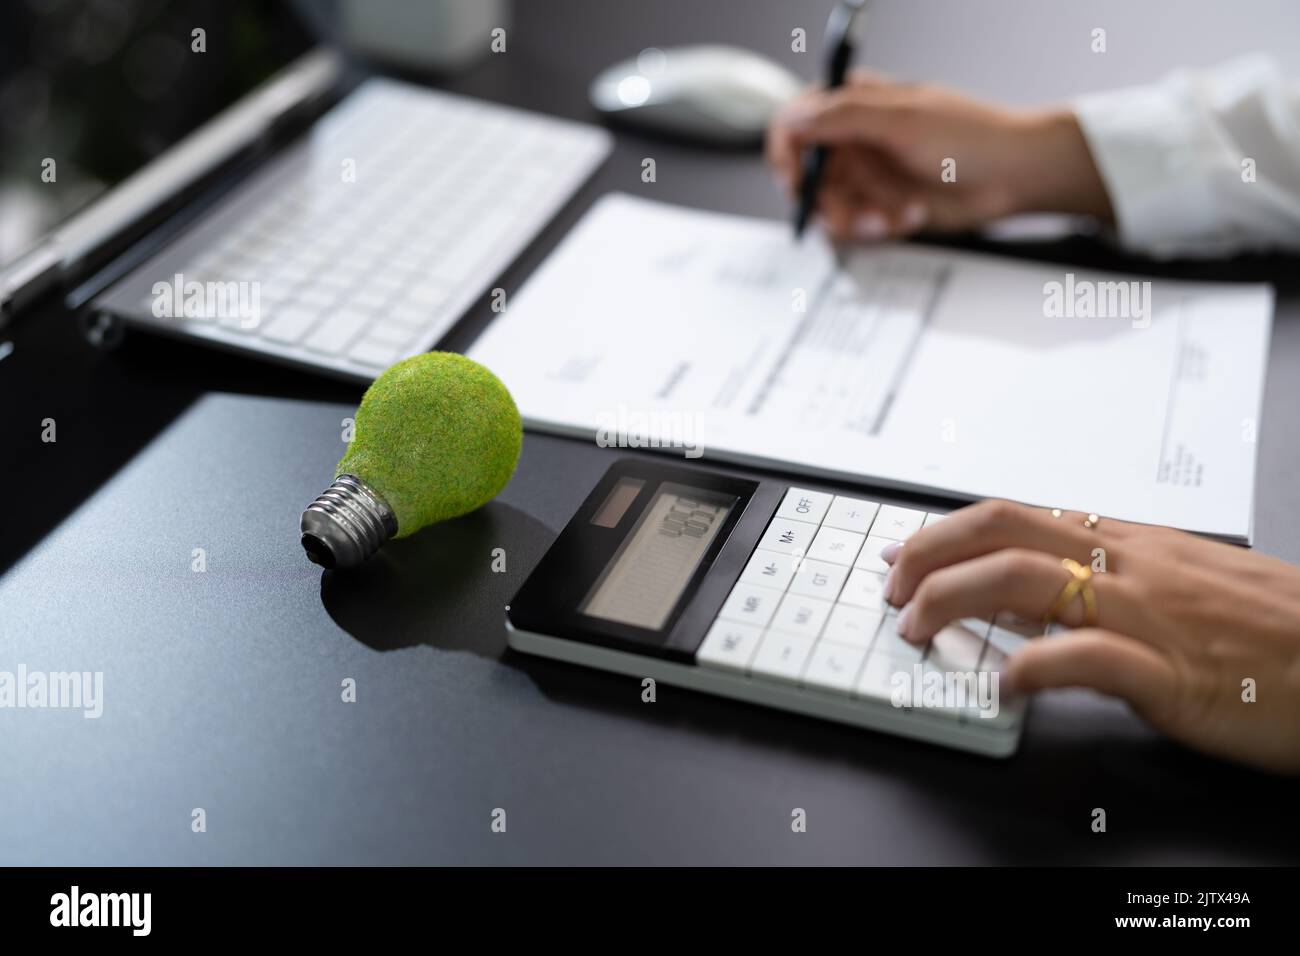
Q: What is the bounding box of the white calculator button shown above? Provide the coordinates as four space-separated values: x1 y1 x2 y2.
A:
805 525 865 566
822 604 884 650
853 535 897 574
822 495 880 535
749 631 817 684
738 548 800 591
872 614 925 661
993 611 1040 639
870 504 926 540
927 621 988 672
802 642 868 696
757 518 819 555
696 620 764 673
768 593 834 638
838 568 889 611
776 488 833 525
717 582 781 628
983 617 1034 669
855 653 909 703
786 558 849 601
921 512 947 529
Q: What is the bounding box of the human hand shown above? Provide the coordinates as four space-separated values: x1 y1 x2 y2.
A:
766 72 1114 241
880 499 1300 774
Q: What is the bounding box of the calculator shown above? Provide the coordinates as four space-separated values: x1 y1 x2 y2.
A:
506 459 1029 757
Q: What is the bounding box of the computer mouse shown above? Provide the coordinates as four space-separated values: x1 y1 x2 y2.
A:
589 44 804 145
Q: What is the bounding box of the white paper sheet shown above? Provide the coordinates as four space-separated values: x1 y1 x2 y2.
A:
470 194 1274 541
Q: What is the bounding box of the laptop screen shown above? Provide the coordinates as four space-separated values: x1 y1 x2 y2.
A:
0 0 317 268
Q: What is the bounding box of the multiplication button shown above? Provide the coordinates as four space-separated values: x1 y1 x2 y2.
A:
871 504 926 540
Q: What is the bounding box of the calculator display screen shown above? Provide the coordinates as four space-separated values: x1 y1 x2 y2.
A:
581 483 735 631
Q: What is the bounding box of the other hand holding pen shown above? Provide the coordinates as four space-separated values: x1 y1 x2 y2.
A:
767 71 1114 242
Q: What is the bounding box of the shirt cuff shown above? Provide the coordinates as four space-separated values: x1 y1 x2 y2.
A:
1071 57 1280 258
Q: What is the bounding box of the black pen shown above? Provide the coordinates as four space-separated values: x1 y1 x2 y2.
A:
793 0 869 239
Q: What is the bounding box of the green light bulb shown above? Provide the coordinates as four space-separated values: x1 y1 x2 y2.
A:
300 352 522 568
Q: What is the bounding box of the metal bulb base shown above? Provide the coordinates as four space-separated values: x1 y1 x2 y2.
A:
300 474 398 569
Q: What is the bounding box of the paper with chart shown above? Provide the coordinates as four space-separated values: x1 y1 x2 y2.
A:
469 194 1273 541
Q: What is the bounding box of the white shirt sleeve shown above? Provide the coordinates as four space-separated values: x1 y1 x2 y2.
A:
1073 55 1300 258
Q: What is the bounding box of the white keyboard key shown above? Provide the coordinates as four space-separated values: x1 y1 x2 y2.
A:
259 278 298 304
749 631 816 684
717 582 781 628
822 604 884 650
822 495 880 535
853 535 897 574
303 309 367 354
768 593 833 638
431 209 515 281
805 526 865 566
927 621 988 672
922 512 947 528
871 504 927 540
873 615 925 661
217 309 263 333
756 518 819 556
787 558 848 601
738 548 800 591
802 642 868 696
696 620 763 673
296 286 337 310
348 337 403 369
365 320 416 347
347 290 392 313
775 488 832 525
838 568 889 611
315 269 357 294
388 303 432 327
260 306 320 344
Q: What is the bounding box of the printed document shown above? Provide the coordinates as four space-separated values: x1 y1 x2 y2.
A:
469 194 1273 540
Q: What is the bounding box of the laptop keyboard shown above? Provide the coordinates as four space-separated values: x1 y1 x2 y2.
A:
128 79 610 379
696 487 1030 728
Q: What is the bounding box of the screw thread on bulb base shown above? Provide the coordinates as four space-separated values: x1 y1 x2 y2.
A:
300 474 398 569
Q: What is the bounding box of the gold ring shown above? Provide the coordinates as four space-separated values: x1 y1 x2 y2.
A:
1043 558 1098 628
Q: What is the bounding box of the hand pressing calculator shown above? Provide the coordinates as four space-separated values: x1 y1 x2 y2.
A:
507 459 1029 756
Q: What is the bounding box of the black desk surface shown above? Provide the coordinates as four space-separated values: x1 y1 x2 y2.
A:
3 0 1300 865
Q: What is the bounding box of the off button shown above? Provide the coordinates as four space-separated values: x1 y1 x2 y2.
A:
775 487 832 525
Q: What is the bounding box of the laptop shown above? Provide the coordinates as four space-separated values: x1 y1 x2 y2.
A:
0 0 611 378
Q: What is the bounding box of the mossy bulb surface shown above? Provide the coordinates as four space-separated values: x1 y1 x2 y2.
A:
337 352 523 537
